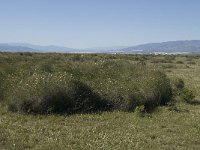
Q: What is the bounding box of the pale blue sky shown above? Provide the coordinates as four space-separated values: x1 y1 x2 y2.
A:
0 0 200 48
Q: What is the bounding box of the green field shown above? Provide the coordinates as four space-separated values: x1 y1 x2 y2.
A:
0 53 200 149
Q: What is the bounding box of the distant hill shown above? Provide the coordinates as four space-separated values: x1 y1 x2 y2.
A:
120 40 200 54
8 43 77 53
1 40 200 54
0 44 39 52
0 43 126 53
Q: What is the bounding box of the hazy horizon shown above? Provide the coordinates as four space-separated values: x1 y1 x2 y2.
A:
1 0 200 48
2 39 200 50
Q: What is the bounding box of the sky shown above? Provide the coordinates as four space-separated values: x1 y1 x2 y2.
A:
0 0 200 48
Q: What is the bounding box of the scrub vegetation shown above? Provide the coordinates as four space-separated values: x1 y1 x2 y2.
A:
0 52 199 149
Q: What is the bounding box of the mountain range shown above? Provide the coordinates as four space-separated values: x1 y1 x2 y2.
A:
1 40 200 54
120 40 200 54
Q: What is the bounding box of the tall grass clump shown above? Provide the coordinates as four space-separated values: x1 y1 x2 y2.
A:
0 70 5 101
7 73 109 114
1 53 174 114
82 62 173 112
0 66 17 101
171 78 195 103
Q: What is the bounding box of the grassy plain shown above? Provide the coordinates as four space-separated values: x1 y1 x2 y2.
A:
0 53 200 149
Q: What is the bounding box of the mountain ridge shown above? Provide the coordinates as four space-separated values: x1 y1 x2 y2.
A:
0 40 200 54
121 40 200 54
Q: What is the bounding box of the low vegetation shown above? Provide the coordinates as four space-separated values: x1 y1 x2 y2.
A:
0 52 199 149
1 53 173 114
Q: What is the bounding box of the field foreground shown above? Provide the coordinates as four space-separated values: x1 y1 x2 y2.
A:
0 53 200 149
0 102 200 150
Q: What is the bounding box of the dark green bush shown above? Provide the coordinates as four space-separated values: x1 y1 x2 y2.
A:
165 55 176 61
171 78 195 103
187 61 196 65
0 68 13 101
6 64 173 114
176 61 184 64
173 78 185 90
0 71 4 101
151 58 170 63
1 53 174 114
86 63 173 112
186 57 193 61
162 64 175 69
40 62 54 73
179 88 195 103
8 73 110 114
134 70 172 111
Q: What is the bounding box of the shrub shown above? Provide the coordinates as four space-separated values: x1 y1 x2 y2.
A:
8 73 109 114
162 64 175 69
86 63 173 112
39 62 54 73
0 71 5 101
171 78 195 103
173 78 185 90
186 57 193 61
2 55 173 114
165 55 176 61
179 88 195 103
0 68 15 101
135 70 172 111
187 61 196 65
150 58 170 63
176 61 184 64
